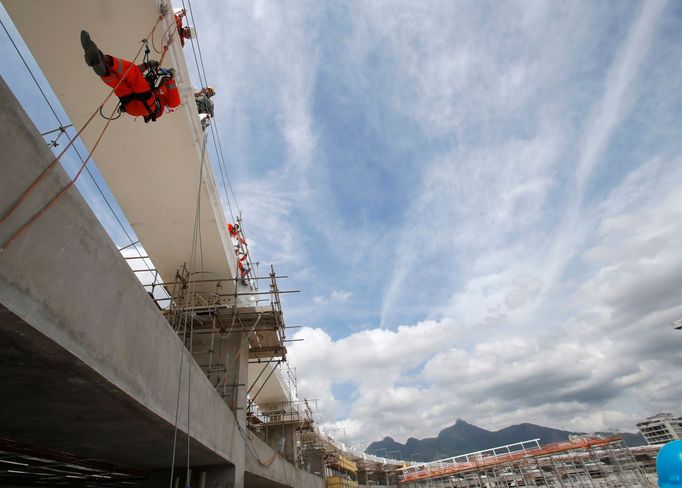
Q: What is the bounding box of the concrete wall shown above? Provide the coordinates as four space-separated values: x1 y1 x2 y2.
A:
245 435 325 488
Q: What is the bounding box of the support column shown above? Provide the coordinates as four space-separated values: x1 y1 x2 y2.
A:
223 332 249 424
201 465 240 488
147 465 239 488
264 423 298 463
223 331 249 488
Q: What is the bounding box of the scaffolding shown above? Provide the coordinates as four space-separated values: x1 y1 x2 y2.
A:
156 263 292 409
325 452 359 488
355 455 402 487
397 436 652 487
295 411 402 487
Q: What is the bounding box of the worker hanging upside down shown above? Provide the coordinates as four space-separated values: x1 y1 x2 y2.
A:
80 31 181 123
174 8 196 48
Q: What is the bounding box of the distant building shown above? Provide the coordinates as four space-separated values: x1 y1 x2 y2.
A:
636 413 682 445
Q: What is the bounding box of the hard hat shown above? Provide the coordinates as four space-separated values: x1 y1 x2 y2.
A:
657 440 682 487
206 86 216 96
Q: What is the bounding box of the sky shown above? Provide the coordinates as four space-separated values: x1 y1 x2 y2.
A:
2 0 682 453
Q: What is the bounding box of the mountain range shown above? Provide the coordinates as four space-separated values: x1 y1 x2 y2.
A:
365 419 646 461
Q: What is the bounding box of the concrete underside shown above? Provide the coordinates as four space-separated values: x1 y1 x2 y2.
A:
3 0 238 288
0 303 224 470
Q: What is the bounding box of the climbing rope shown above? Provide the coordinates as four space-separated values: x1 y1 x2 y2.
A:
181 0 259 287
0 16 160 287
152 16 177 55
168 129 209 488
0 102 119 252
183 0 241 221
0 15 166 253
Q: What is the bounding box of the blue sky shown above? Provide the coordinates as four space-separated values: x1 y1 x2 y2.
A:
2 0 682 451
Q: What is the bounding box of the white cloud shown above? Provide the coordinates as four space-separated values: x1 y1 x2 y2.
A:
574 0 666 198
191 0 681 450
330 290 353 303
312 290 352 306
290 148 682 447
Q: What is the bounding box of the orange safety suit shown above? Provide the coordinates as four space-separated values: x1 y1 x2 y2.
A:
100 55 166 122
237 254 249 278
175 13 189 47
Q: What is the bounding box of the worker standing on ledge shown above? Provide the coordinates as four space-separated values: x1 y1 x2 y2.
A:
80 30 181 123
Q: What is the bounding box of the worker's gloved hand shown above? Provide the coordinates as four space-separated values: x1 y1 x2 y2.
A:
146 59 160 69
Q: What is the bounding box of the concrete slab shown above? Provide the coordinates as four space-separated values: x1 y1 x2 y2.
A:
3 0 238 289
0 304 226 470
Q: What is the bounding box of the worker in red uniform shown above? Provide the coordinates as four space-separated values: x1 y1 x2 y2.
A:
227 223 250 282
174 9 195 47
227 223 246 245
80 31 180 123
237 253 250 279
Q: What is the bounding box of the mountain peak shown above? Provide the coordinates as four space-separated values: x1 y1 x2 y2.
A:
365 420 646 460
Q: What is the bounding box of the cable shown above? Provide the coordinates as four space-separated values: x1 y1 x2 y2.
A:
182 0 260 287
208 121 235 221
152 17 177 55
168 130 209 488
0 13 165 300
0 20 161 229
0 16 164 251
183 0 242 220
0 102 118 252
185 132 210 486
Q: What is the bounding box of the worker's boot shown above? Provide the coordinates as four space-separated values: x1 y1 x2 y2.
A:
80 30 108 76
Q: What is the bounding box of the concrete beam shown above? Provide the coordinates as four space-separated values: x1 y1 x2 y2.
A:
244 435 324 488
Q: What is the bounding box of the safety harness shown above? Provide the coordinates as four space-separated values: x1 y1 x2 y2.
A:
118 90 161 122
116 41 163 123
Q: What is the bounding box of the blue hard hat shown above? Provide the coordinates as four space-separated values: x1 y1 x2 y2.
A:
658 440 682 487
